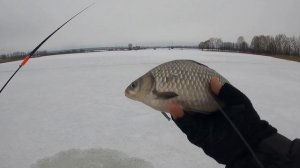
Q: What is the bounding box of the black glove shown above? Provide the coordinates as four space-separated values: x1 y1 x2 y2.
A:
173 83 277 166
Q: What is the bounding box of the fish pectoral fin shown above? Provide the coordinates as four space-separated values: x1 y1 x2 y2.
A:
154 91 178 99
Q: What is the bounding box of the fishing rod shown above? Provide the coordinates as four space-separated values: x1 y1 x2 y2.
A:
0 3 95 94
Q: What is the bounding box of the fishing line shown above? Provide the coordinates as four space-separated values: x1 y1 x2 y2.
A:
161 112 171 121
0 3 95 94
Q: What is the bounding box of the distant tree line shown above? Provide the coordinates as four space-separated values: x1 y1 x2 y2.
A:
2 34 300 64
0 51 49 63
0 49 88 63
199 34 300 57
0 46 140 63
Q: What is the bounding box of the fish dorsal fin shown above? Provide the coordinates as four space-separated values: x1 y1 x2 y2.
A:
186 60 208 67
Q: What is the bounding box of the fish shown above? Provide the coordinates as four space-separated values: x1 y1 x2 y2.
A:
125 60 229 115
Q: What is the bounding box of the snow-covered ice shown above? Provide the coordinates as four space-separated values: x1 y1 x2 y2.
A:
0 49 300 168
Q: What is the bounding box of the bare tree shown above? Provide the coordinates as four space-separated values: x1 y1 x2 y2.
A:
208 38 223 50
128 43 133 50
297 36 300 56
265 36 276 54
215 38 223 51
275 34 287 55
289 36 297 56
283 36 292 55
237 36 249 52
203 40 210 49
198 42 205 50
250 36 260 53
237 36 244 51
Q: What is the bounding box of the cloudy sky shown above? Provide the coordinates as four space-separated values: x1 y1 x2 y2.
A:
0 0 299 54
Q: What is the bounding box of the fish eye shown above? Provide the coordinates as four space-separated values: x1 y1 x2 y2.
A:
130 82 137 88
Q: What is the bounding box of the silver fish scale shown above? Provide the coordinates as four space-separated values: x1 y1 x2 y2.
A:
149 60 228 113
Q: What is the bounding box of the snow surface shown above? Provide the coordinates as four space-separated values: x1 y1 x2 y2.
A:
0 49 300 168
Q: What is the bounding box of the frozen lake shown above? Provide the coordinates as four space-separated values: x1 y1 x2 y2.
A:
1 49 300 168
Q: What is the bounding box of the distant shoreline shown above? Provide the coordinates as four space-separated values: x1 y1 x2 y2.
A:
1 48 299 64
264 55 300 63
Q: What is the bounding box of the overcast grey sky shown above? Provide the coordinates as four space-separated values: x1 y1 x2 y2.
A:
0 0 299 54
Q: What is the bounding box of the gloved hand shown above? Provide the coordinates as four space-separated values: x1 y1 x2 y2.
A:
170 77 277 166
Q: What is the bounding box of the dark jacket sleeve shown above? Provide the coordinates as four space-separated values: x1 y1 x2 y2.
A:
229 134 300 168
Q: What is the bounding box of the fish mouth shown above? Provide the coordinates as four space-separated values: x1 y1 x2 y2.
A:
125 87 134 99
125 87 139 101
125 88 130 98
